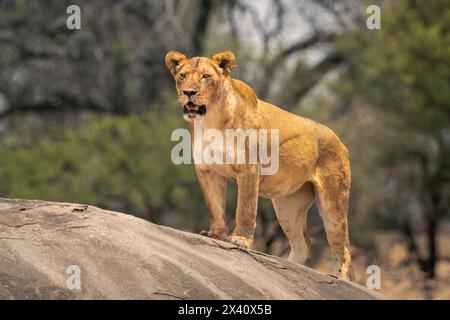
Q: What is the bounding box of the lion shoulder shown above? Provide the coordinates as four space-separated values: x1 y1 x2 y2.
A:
230 78 258 106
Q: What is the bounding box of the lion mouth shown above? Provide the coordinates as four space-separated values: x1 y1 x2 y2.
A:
183 102 207 117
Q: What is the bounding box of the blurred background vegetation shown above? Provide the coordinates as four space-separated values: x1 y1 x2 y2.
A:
0 0 449 299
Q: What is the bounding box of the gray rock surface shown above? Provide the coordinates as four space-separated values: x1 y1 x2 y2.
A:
0 198 380 299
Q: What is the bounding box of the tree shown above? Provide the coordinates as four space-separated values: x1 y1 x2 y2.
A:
0 0 226 117
336 0 450 298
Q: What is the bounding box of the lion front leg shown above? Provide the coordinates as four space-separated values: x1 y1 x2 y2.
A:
228 165 260 248
196 167 229 240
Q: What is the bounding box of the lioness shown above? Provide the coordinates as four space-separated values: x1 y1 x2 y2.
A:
165 50 354 280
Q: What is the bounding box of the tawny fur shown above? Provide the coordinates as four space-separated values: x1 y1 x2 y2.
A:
165 50 354 280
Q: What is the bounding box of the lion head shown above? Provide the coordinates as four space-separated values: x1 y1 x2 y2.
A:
165 50 236 122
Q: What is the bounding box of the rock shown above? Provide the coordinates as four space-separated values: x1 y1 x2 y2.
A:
0 198 380 300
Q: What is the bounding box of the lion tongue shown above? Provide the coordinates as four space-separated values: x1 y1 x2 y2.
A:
186 102 197 110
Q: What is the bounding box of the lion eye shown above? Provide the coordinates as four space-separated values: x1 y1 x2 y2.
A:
179 73 186 79
202 74 210 79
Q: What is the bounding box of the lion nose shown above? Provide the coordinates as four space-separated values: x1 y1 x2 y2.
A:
183 90 197 97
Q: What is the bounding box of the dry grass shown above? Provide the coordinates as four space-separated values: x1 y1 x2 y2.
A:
309 229 450 300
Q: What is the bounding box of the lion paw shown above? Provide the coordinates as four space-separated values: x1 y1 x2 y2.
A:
227 235 253 248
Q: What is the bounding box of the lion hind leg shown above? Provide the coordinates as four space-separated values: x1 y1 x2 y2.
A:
271 182 315 265
312 166 354 281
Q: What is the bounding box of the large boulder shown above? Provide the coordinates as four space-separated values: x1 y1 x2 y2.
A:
0 198 380 299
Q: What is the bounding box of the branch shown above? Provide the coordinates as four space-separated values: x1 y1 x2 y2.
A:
401 219 424 267
233 0 284 53
227 0 239 40
258 33 337 99
280 52 343 107
191 0 213 55
278 33 337 61
312 0 348 31
264 0 285 43
0 93 112 120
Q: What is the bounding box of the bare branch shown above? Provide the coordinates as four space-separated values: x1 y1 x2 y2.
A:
280 52 343 107
264 0 285 42
278 33 337 61
192 0 214 55
0 93 111 120
257 33 337 99
227 0 239 40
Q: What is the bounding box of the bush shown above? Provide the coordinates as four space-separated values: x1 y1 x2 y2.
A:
0 108 208 230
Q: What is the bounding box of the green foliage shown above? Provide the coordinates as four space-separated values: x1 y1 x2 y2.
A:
294 0 450 235
338 0 450 133
335 0 450 226
0 107 208 230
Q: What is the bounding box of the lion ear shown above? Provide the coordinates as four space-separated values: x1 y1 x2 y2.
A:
212 51 236 76
165 51 187 76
